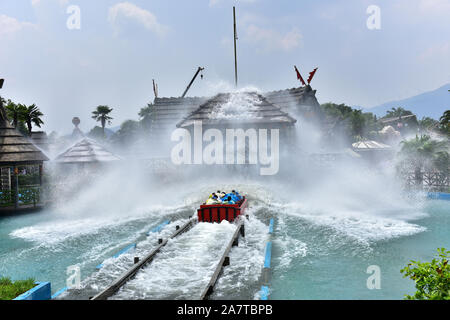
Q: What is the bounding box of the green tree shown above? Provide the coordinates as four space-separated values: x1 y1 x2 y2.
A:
22 104 44 136
383 107 419 133
111 119 141 147
385 107 412 118
400 135 447 167
4 100 26 128
419 116 439 133
88 126 108 140
320 103 374 142
401 248 450 300
138 103 154 130
399 135 448 185
439 110 450 135
92 105 113 136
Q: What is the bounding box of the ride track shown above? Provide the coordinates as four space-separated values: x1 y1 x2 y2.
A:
90 216 248 300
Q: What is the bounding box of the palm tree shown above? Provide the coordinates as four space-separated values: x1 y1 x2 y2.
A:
138 103 154 130
4 100 26 128
91 105 113 136
385 107 412 118
439 110 450 135
22 104 44 136
400 135 448 186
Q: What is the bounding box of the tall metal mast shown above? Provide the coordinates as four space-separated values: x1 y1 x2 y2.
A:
233 6 238 88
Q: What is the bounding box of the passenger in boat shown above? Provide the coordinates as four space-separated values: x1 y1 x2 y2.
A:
231 190 242 202
217 190 226 198
222 196 235 205
220 192 231 202
206 194 221 205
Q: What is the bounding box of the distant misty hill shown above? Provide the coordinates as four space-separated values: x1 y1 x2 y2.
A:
362 83 450 120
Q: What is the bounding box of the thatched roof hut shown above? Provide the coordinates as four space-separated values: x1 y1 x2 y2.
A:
0 106 49 166
352 140 392 151
176 91 297 129
0 98 48 209
55 138 121 164
149 85 320 138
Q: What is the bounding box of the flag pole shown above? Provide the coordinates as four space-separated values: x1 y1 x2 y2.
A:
233 6 238 88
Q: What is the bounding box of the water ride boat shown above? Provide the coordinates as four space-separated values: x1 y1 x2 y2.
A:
197 196 248 223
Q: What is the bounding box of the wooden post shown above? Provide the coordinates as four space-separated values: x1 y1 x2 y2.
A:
13 166 19 208
39 164 43 186
233 7 238 88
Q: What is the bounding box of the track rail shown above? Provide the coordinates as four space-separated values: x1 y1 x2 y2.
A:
91 218 197 300
200 217 245 300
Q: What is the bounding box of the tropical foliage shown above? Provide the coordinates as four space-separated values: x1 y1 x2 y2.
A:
111 119 141 147
320 103 381 144
5 100 26 128
91 105 113 136
418 117 439 133
439 110 450 135
22 104 44 136
0 277 36 300
138 103 154 130
399 135 449 171
381 107 419 134
401 248 450 300
3 99 44 136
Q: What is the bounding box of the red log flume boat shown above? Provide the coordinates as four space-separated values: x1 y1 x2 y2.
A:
197 197 248 223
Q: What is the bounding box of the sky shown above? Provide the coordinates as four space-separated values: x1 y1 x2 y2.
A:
0 0 449 133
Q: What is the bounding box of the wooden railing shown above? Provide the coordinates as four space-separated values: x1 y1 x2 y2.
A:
402 170 449 192
0 186 41 207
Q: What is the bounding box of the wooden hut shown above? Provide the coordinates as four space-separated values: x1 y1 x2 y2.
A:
172 91 297 175
55 138 121 170
352 140 394 162
147 86 321 157
176 91 297 131
0 100 49 210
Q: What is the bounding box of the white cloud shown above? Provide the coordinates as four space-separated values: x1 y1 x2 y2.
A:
108 2 168 37
31 0 69 7
0 14 36 37
245 24 302 52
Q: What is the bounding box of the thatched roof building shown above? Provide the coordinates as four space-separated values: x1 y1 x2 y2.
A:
149 85 321 138
55 138 121 164
0 98 48 209
0 109 49 166
265 85 322 118
149 96 207 139
176 91 297 129
352 140 392 151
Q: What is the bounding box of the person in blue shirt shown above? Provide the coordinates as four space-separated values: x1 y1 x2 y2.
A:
231 190 242 202
222 196 235 205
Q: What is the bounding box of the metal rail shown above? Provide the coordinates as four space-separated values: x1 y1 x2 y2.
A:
91 218 197 300
200 218 245 300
